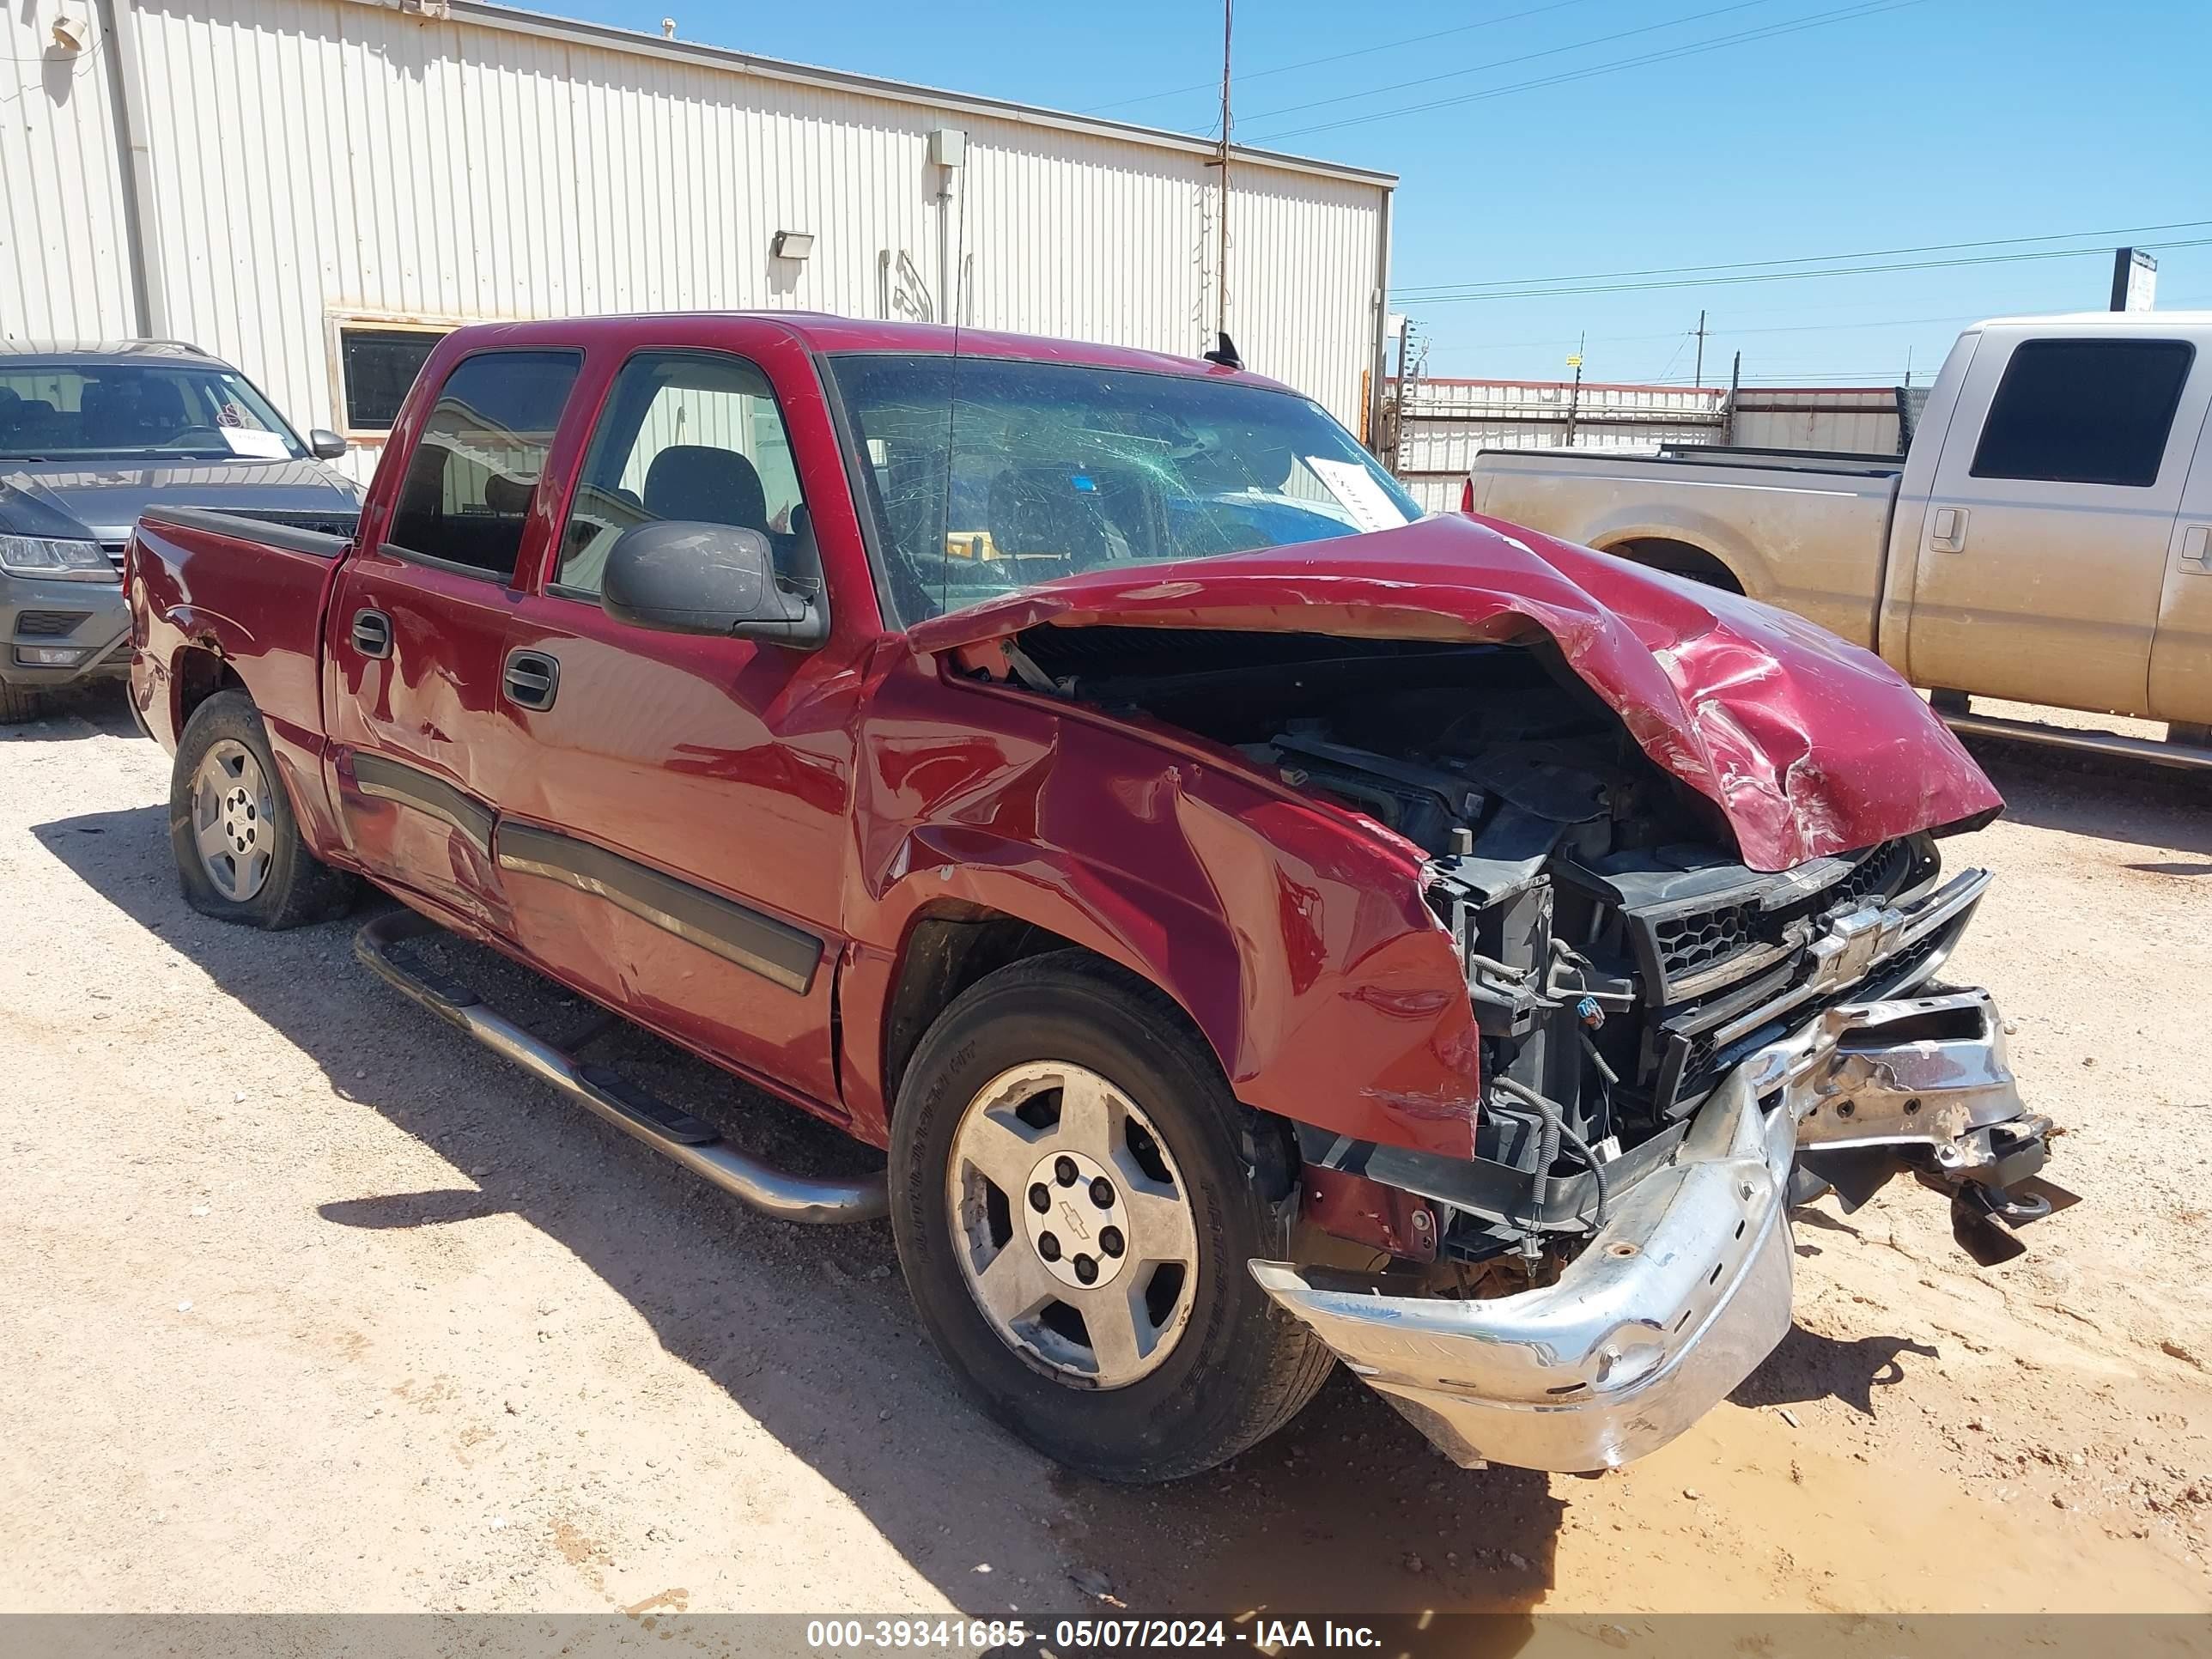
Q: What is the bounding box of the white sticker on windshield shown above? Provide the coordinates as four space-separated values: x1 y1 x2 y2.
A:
1306 456 1403 534
220 427 291 459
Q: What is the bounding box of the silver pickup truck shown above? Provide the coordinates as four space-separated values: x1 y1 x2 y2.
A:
1468 312 2212 764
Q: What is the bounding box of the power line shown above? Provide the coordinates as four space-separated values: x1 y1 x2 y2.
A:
1440 311 1993 353
1077 0 1606 115
1423 290 2212 378
1393 235 2212 305
1246 0 1924 143
1241 0 1781 127
1390 219 2212 300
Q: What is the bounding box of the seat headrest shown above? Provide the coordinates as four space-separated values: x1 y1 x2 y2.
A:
643 445 768 531
483 471 537 516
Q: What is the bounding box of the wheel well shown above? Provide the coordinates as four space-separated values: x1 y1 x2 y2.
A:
882 911 1083 1109
878 913 1300 1201
173 647 245 729
1607 537 1745 595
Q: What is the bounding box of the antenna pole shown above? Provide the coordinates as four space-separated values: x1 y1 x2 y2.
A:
1216 0 1232 337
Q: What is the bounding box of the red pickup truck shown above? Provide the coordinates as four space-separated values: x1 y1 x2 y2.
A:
125 313 2057 1483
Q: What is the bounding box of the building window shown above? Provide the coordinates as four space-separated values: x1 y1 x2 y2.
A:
337 325 453 432
1971 338 2194 489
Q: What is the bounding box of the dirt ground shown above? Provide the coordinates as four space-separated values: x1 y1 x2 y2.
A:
3 688 2209 1618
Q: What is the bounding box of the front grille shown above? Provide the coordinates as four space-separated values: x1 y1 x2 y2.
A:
1828 836 1913 911
1653 899 1756 981
1636 837 1927 1002
100 540 127 569
15 611 89 638
1669 921 1955 1109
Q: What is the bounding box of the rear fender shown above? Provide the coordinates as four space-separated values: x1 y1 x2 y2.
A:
131 517 349 858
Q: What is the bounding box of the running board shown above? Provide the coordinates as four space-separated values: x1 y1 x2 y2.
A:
353 908 889 1225
1942 709 2212 772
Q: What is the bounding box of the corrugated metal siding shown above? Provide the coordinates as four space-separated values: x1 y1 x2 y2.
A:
0 5 137 342
1394 380 1728 513
1729 387 1902 454
1221 168 1382 434
19 0 1382 485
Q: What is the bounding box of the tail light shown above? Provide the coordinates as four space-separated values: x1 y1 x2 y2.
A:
1459 477 1475 515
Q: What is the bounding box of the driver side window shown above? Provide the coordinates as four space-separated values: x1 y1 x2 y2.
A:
554 350 807 599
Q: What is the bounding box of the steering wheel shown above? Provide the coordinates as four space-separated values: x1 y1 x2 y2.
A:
161 425 229 448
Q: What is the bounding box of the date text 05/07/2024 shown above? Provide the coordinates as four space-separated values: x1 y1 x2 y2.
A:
803 1619 1383 1652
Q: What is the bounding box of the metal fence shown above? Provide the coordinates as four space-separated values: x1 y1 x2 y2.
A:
1385 377 1910 514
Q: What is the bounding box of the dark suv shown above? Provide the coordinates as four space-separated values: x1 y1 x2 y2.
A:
0 339 361 722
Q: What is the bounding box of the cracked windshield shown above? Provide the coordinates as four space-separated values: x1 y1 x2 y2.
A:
828 354 1424 624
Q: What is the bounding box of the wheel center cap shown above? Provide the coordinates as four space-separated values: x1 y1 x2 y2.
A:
1022 1147 1131 1290
222 788 258 848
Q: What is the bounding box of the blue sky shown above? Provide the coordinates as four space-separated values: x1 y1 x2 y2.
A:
560 0 2209 386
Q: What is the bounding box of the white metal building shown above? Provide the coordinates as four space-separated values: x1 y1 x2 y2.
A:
4 0 1395 482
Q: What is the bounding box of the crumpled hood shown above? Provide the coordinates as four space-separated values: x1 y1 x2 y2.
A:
0 459 361 541
906 511 2002 872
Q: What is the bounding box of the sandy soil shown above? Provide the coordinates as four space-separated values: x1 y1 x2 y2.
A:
3 690 2209 1618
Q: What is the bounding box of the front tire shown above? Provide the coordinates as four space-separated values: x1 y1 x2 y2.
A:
170 690 357 927
0 680 49 725
890 950 1333 1483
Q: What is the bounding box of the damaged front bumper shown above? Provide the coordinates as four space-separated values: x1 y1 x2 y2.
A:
1250 985 2048 1474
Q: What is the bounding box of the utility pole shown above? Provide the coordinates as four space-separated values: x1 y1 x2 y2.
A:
1693 308 1708 389
1215 0 1232 337
1723 349 1741 445
1564 331 1585 448
1388 313 1412 473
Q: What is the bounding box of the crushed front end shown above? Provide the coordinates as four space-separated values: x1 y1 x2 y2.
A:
991 622 2055 1474
1256 812 2053 1469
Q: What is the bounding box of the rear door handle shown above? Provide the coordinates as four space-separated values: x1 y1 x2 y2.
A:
2183 525 2212 573
1930 507 1969 553
502 647 560 711
352 608 392 658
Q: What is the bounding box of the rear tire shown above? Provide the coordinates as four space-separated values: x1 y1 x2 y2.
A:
890 949 1333 1483
0 681 49 725
170 690 358 928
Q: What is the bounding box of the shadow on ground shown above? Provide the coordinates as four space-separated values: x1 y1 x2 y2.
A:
0 684 142 744
37 801 1568 1620
1731 1325 1940 1418
1960 737 2212 857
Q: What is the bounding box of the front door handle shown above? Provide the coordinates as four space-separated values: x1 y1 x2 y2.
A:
1930 507 1969 553
2183 525 2211 573
352 608 392 659
502 647 560 711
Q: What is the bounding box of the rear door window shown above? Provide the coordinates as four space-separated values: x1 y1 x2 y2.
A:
387 350 582 581
1970 338 2194 488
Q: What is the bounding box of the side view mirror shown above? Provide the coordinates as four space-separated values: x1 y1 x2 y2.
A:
601 520 828 646
308 428 349 460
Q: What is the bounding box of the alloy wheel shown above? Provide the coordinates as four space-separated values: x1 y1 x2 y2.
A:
945 1060 1200 1389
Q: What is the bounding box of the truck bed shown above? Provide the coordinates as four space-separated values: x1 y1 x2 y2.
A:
125 507 354 848
1468 446 1903 651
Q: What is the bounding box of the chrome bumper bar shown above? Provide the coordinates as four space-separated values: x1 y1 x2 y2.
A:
1251 982 2044 1474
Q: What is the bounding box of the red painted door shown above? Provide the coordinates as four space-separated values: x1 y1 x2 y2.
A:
324 347 584 933
489 328 878 1114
